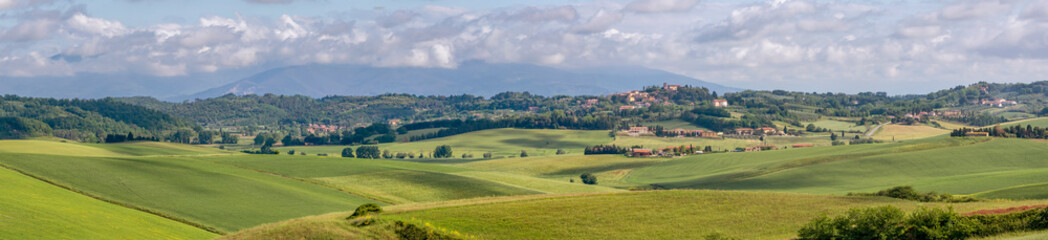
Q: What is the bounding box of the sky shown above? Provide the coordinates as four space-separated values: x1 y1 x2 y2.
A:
0 0 1046 94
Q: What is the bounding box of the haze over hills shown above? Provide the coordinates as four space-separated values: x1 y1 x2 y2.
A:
185 61 742 100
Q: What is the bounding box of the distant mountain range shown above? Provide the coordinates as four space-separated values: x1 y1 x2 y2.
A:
1 61 742 101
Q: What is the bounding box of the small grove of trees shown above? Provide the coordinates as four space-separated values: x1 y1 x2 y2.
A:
104 132 158 143
846 186 977 203
797 205 1048 240
355 146 381 159
953 125 1048 139
219 132 239 144
584 144 628 155
433 145 453 158
580 173 597 185
483 152 493 158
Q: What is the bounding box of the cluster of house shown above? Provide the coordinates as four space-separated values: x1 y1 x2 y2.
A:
306 124 341 134
981 98 1018 108
732 127 781 135
624 126 719 138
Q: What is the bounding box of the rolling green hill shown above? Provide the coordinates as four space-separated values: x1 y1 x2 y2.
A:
205 154 618 204
627 137 1048 198
0 167 217 239
224 190 1048 240
275 128 613 158
0 141 381 233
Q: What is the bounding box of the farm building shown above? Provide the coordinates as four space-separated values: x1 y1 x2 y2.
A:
713 99 729 107
734 128 754 135
630 148 653 157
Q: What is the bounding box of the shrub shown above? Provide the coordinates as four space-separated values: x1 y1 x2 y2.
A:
520 150 528 157
347 203 382 219
556 149 566 155
798 206 1048 240
483 152 493 158
287 149 295 155
341 147 353 158
433 145 453 158
580 173 597 185
393 221 459 240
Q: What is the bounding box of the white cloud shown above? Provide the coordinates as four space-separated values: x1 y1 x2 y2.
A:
66 13 129 38
0 0 17 10
571 9 624 33
624 0 699 13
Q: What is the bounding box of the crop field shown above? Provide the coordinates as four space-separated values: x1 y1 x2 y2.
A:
627 137 1048 198
455 154 668 187
0 151 377 233
974 183 1048 200
275 128 612 158
1001 117 1048 128
0 167 217 239
640 119 708 130
807 119 868 132
205 154 617 204
0 140 231 157
226 190 1048 240
611 135 755 152
871 124 949 141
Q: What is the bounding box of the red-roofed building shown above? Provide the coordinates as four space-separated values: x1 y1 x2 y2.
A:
735 128 754 135
713 99 729 107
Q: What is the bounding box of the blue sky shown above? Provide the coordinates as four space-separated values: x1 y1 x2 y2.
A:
1 0 1046 94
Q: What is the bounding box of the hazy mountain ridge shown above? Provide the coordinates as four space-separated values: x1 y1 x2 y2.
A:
185 61 742 100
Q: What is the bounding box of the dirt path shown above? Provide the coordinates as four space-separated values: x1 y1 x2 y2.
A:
865 123 886 138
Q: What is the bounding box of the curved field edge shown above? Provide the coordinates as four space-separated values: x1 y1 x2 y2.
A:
625 137 1048 197
0 166 217 239
225 190 1048 240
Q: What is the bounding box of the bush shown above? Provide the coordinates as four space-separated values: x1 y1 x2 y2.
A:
393 221 458 240
798 206 1048 240
580 173 597 185
483 152 493 158
434 145 453 158
347 203 382 219
341 147 353 158
556 149 566 155
287 149 295 155
847 186 979 203
520 150 528 157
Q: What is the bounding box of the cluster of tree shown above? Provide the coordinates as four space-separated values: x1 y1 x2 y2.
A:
405 114 617 142
433 145 453 158
942 113 1007 126
797 205 1048 240
952 125 1048 139
104 132 159 143
0 117 53 139
804 124 829 133
680 106 774 132
848 138 882 145
584 144 629 155
846 186 977 203
0 95 196 142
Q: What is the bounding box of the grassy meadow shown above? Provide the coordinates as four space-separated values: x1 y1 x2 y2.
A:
871 124 950 141
628 137 1048 197
0 167 218 239
226 190 1048 240
275 128 612 158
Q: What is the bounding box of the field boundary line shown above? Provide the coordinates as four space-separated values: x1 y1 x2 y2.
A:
0 163 225 235
193 158 397 205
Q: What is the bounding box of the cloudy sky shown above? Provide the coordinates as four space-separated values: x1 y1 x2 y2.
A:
1 0 1046 94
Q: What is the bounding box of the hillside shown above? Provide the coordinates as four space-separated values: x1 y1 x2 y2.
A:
0 95 196 142
187 61 741 99
627 137 1048 197
224 190 1048 240
0 166 217 239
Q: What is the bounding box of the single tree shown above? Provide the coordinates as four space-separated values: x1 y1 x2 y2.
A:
433 145 453 158
520 150 529 157
556 149 566 155
580 173 597 185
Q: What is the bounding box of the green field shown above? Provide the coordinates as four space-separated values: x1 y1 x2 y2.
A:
1001 117 1048 128
807 119 868 132
226 190 1048 240
455 154 667 188
627 137 1048 197
276 128 612 158
640 119 708 130
0 167 217 239
0 141 379 233
871 124 949 141
206 154 616 204
973 183 1048 200
611 135 756 152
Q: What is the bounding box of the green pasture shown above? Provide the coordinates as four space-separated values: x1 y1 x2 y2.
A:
0 140 231 157
628 137 1048 198
0 152 376 233
275 128 612 158
0 167 217 239
206 154 616 204
1001 117 1048 128
871 124 949 141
